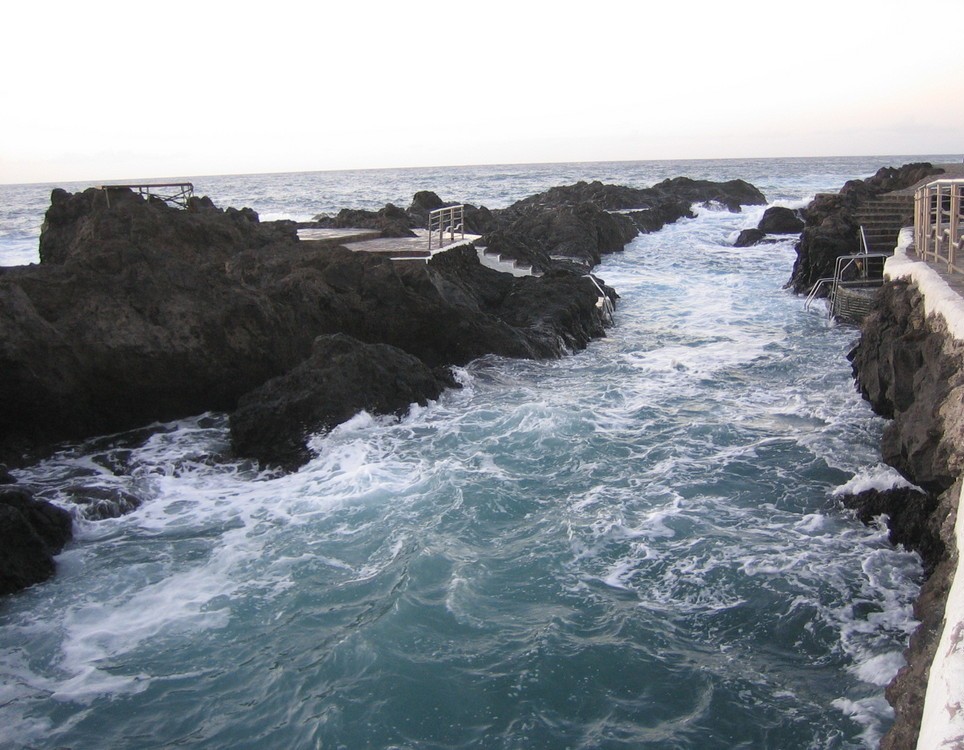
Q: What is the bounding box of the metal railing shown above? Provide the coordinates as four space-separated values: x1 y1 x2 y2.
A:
915 178 964 273
805 242 890 319
585 274 615 323
427 205 464 251
96 182 195 208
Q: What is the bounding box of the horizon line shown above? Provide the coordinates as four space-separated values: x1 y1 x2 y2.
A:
3 152 962 189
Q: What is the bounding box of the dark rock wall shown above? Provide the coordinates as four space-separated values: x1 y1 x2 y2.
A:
0 188 616 467
852 282 964 494
850 280 964 749
0 487 73 595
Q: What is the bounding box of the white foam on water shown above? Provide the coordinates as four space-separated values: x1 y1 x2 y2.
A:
833 695 895 748
833 464 920 496
854 651 907 686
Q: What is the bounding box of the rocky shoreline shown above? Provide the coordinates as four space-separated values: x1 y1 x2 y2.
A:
0 175 765 595
2 163 952 744
849 280 964 750
779 162 962 749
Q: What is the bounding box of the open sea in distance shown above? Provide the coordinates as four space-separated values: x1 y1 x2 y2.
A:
1 154 961 749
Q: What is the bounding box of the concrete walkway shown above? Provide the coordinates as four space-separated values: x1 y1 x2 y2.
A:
297 226 480 259
296 226 539 277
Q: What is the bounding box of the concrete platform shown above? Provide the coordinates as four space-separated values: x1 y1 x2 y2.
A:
296 228 382 246
342 228 482 259
295 226 541 276
297 226 483 260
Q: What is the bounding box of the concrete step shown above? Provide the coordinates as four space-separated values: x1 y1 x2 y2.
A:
476 246 538 277
859 208 913 215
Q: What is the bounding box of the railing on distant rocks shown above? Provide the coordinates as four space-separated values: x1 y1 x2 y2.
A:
915 178 964 273
428 205 465 251
96 182 195 209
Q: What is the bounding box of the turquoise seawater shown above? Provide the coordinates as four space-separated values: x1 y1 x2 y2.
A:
0 155 959 748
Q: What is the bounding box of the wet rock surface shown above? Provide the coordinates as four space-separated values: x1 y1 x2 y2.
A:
851 282 964 494
838 485 943 575
850 279 964 748
734 207 807 248
758 206 806 234
0 486 72 595
230 334 455 470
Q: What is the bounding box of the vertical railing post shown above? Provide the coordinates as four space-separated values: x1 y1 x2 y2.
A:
940 183 948 269
920 186 925 258
947 182 961 272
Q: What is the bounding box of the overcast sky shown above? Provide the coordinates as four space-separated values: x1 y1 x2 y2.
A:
2 0 962 184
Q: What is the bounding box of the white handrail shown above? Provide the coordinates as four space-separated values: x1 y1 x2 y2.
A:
427 205 465 251
915 179 964 274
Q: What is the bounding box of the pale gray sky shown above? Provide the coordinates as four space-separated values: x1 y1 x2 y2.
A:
2 0 962 184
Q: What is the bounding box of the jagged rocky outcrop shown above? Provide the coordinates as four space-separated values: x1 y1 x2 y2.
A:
230 334 455 470
0 486 73 595
483 201 639 271
851 282 964 493
838 486 944 575
501 177 765 214
849 280 964 749
481 178 766 272
0 186 616 468
786 163 943 294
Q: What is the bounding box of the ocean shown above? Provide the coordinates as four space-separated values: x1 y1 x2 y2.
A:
0 155 959 749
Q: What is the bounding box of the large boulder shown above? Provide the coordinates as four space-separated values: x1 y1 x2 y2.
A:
758 206 805 234
734 207 806 247
230 334 454 469
733 228 767 248
497 202 638 270
0 487 72 595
